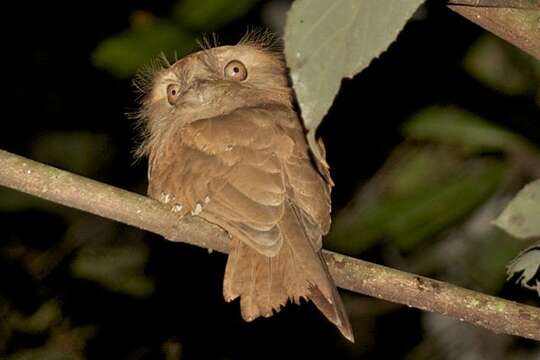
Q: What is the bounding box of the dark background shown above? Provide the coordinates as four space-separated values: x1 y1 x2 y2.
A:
2 1 539 359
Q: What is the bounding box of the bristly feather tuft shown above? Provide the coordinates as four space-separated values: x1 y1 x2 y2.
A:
197 32 220 51
129 53 172 162
129 106 151 163
238 27 282 52
132 53 170 101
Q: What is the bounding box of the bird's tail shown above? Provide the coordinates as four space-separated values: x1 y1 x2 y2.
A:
223 205 354 342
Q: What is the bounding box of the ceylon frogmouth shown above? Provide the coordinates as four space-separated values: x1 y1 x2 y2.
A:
135 33 353 342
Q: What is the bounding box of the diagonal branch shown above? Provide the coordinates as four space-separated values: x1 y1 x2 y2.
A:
0 149 538 341
448 0 540 9
448 4 540 60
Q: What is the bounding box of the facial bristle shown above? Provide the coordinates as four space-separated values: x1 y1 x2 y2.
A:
132 53 170 100
197 32 220 51
238 28 282 52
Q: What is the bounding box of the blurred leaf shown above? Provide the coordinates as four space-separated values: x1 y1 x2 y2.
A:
23 216 122 279
0 188 53 212
71 239 154 297
0 133 110 212
93 19 195 78
6 349 80 360
464 34 540 96
494 180 540 239
0 131 114 214
506 242 540 295
174 0 260 30
329 154 505 253
162 338 183 360
403 106 534 153
0 298 11 352
469 232 523 294
5 323 93 360
284 0 424 157
9 300 62 333
392 162 504 251
405 196 531 296
366 146 462 198
31 132 110 176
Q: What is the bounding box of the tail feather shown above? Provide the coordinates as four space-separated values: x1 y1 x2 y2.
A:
222 204 354 342
280 204 334 301
239 265 258 320
224 237 306 318
223 236 249 302
309 253 354 342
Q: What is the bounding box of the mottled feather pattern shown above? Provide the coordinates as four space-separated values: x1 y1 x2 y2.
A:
135 32 353 342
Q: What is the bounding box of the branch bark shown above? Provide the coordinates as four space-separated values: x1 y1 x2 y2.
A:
448 4 540 60
448 0 540 9
0 149 538 341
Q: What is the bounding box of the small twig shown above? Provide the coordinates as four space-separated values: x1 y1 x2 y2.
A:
0 149 538 341
448 5 540 60
448 0 540 9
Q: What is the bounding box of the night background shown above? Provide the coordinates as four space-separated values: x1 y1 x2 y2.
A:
2 0 539 359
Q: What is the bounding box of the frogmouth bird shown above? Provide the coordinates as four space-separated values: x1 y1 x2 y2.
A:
135 33 353 342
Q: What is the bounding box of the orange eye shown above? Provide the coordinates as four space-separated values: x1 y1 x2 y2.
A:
224 60 248 81
166 84 181 105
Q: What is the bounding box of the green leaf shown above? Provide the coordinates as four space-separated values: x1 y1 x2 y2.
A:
0 188 52 212
464 34 539 96
403 106 534 153
284 0 424 144
4 324 94 360
328 150 505 253
470 235 524 294
93 20 196 78
6 349 78 360
494 180 540 239
31 132 110 176
9 300 62 334
71 239 154 297
174 0 260 30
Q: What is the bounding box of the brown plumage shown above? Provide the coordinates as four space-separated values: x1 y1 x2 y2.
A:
135 32 353 342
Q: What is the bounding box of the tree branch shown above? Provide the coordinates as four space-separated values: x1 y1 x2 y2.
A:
448 4 540 60
448 0 540 9
0 149 538 341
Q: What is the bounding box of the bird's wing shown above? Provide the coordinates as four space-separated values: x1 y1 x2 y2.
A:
158 107 294 257
148 105 332 255
276 115 333 248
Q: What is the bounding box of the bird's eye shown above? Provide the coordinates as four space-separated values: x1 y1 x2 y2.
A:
166 84 181 105
224 60 248 81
